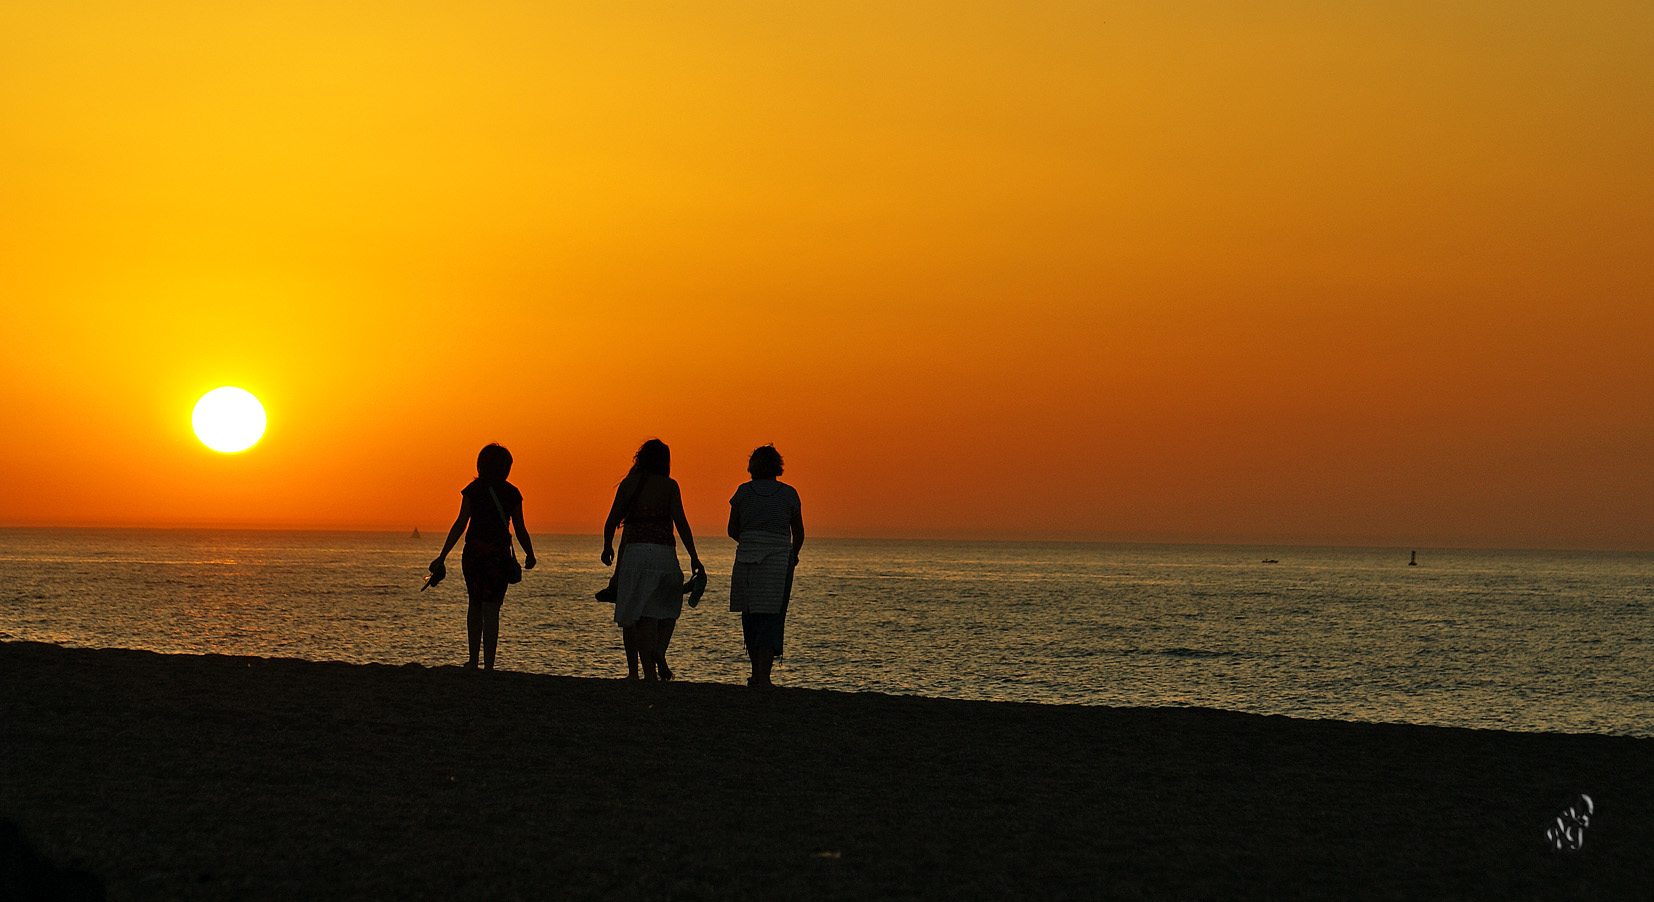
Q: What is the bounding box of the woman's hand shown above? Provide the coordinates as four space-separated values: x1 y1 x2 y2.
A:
429 557 447 573
524 553 537 571
601 545 615 566
690 556 705 576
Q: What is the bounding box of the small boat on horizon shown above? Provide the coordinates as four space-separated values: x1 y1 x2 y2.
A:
1409 550 1417 566
411 528 421 540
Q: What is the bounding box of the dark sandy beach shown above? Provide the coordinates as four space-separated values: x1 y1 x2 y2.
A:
2 641 1648 900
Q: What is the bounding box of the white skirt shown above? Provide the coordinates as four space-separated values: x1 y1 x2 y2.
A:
613 542 683 627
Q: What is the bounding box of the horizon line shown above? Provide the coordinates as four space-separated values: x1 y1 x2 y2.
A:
1 522 1648 556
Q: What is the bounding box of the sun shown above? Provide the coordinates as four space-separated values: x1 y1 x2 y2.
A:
192 387 267 453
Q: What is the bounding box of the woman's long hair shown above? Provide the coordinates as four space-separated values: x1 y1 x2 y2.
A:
628 438 670 479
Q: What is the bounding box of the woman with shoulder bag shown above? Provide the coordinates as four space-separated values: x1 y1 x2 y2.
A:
430 443 536 671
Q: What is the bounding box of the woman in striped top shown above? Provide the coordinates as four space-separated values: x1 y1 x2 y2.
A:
727 444 804 688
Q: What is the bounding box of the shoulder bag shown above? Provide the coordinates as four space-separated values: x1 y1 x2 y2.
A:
486 486 524 584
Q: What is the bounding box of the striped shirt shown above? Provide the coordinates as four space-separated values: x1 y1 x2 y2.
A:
729 480 800 540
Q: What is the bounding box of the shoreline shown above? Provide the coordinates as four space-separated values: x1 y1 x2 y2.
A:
5 638 1651 743
3 641 1650 899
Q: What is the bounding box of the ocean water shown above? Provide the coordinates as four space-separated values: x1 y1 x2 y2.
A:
1 528 1650 738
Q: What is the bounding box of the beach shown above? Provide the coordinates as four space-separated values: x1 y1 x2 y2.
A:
2 641 1649 900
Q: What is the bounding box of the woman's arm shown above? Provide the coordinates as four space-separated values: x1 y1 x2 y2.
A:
512 502 536 570
790 505 805 565
601 477 633 565
727 501 741 541
433 497 471 569
670 480 703 574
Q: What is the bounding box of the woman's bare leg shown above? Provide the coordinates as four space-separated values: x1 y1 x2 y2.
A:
654 618 677 681
622 627 640 679
750 646 775 687
635 618 660 680
466 603 482 667
482 602 501 670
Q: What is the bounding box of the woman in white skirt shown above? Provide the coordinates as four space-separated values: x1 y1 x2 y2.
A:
602 439 704 680
727 444 804 688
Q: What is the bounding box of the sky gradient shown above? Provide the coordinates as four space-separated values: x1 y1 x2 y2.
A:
2 1 1650 549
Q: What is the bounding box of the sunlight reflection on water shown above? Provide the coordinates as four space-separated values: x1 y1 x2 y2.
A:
1 529 1650 737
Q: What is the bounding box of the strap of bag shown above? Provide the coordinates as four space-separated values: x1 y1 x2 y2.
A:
486 486 517 552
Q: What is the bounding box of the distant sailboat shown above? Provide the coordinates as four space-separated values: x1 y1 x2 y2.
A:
411 528 421 540
1409 550 1417 566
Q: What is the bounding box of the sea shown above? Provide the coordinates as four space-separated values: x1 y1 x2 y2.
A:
2 528 1650 738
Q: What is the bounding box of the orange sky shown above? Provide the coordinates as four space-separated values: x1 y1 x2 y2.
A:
2 1 1650 549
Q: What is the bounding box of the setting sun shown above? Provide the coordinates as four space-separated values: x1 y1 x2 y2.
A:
192 387 267 453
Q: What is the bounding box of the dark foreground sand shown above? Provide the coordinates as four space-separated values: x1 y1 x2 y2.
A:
2 642 1649 900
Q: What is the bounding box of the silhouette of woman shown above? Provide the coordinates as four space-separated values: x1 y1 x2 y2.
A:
603 439 704 680
727 444 803 688
430 443 536 671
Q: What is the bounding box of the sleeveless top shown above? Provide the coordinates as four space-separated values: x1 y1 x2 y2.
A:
620 476 675 548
